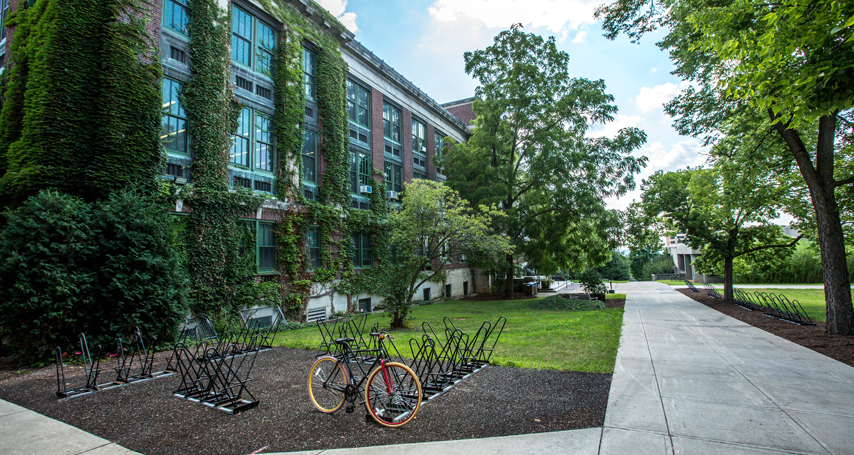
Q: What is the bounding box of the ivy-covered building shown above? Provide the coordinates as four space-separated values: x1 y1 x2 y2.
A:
0 0 472 320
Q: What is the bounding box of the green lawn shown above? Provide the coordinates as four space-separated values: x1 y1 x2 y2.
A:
656 279 687 286
714 287 827 322
271 295 625 373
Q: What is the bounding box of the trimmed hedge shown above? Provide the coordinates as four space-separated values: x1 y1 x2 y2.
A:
529 295 605 312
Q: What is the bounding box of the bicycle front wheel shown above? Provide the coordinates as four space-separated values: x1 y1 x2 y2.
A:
364 362 422 427
308 355 348 413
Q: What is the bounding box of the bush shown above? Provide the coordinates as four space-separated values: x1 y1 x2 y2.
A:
578 269 607 300
529 295 605 311
0 190 186 361
597 251 631 280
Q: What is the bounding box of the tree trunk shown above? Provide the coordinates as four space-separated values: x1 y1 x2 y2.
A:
723 255 734 303
504 253 514 299
772 112 854 334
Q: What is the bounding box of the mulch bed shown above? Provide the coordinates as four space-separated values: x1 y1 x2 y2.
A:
0 347 610 455
678 288 854 368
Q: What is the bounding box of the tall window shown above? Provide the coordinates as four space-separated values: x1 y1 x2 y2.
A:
162 78 188 155
385 161 402 194
230 107 275 174
304 48 316 100
302 130 317 184
412 118 426 154
231 6 276 75
241 220 277 273
257 222 276 272
434 131 444 174
350 151 371 195
163 0 189 35
231 7 252 67
414 170 427 181
230 107 251 167
353 232 372 268
256 21 275 77
255 114 273 171
306 226 320 270
383 101 400 143
347 80 370 129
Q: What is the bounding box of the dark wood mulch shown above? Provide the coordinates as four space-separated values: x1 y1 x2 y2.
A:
604 298 626 310
678 288 854 368
0 347 610 455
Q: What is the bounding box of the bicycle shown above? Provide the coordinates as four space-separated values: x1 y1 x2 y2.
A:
307 333 423 427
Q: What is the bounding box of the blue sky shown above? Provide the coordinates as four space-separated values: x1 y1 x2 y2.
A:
315 0 708 209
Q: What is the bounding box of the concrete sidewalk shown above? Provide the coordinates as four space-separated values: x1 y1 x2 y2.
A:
3 284 853 454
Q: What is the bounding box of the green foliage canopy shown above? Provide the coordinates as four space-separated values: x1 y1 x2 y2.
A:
442 25 647 296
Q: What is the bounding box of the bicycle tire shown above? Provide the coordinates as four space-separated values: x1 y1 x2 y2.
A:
308 355 348 413
364 361 422 427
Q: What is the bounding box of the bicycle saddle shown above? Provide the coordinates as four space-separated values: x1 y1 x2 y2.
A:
335 337 354 345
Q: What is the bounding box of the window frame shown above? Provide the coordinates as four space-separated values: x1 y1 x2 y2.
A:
383 101 401 144
350 150 372 195
231 4 277 77
384 161 402 194
434 130 445 175
229 106 276 192
347 79 371 130
241 219 278 274
162 77 189 156
306 225 321 270
162 0 189 36
412 118 427 156
303 47 316 101
352 231 373 269
301 128 318 186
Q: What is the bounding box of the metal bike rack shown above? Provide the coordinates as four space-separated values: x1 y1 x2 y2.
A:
56 334 103 398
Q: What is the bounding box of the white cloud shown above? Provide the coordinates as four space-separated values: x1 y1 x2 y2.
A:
428 0 601 34
642 139 706 174
314 0 359 32
588 114 643 139
604 139 707 210
572 30 588 43
635 81 690 113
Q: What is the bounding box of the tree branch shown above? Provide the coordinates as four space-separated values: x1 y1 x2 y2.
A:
735 234 803 257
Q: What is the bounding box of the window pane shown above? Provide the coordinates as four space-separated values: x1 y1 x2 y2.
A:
359 153 371 186
303 49 315 100
301 130 316 182
232 7 252 66
254 113 273 171
352 233 361 267
350 151 358 193
361 233 372 267
230 107 251 167
165 0 189 35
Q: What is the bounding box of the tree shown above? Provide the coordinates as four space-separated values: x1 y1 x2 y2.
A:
597 0 854 333
379 180 511 329
642 165 800 302
442 25 647 298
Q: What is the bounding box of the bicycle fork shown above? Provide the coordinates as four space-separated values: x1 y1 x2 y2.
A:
381 359 394 394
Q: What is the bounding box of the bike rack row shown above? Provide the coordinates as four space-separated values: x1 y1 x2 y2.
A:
684 280 699 292
55 327 172 399
704 283 723 299
407 316 505 401
169 313 283 414
316 315 506 404
732 288 815 325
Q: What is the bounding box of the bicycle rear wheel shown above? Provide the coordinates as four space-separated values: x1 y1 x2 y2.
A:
364 361 422 427
308 355 348 413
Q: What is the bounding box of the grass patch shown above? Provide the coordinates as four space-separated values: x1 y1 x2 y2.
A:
715 287 827 322
656 280 687 286
271 297 624 373
529 295 605 311
606 293 626 300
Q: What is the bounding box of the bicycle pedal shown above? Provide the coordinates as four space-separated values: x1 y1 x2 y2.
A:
346 405 355 414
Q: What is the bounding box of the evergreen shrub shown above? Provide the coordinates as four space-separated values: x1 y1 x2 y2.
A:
0 190 186 361
529 295 605 311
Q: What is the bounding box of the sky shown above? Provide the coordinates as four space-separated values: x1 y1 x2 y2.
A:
314 0 709 210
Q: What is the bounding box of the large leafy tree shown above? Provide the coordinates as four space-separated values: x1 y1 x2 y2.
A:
380 180 511 329
597 0 854 333
642 164 800 302
443 25 647 298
